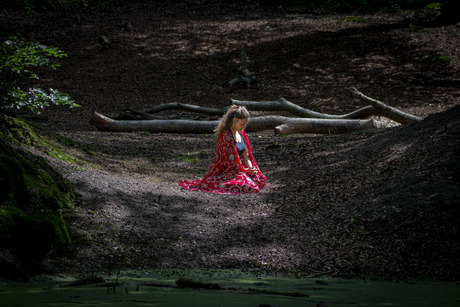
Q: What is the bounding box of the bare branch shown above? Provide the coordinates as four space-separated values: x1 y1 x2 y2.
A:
351 87 422 124
232 98 379 119
143 102 227 116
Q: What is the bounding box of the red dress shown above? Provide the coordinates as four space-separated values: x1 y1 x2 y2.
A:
178 129 266 194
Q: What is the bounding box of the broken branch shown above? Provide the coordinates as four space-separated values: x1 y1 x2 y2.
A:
274 118 383 135
351 87 422 124
143 102 227 116
232 98 379 119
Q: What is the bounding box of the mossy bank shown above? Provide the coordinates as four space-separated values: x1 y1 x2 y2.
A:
0 115 76 281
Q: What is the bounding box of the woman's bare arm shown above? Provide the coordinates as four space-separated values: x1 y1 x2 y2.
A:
241 150 256 175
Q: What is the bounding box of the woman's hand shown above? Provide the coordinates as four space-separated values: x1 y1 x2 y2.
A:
246 167 257 176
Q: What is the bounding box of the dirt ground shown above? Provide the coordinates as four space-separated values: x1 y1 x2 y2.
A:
1 2 459 279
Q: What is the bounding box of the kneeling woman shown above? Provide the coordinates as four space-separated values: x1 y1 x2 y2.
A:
178 105 266 194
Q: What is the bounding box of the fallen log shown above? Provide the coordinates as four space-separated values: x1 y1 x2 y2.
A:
143 102 227 116
90 112 383 134
274 118 384 135
146 96 416 123
114 109 177 120
128 98 377 120
232 98 379 119
90 112 218 133
247 116 383 134
351 87 422 124
90 87 421 134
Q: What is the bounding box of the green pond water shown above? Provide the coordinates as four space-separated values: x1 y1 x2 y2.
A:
0 269 458 306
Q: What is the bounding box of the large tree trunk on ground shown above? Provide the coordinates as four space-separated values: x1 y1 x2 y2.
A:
90 112 218 133
274 118 383 135
90 112 382 134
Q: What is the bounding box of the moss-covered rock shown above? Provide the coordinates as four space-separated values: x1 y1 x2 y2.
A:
0 116 75 274
0 115 81 163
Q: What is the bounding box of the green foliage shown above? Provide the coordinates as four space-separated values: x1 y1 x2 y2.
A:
2 0 88 14
424 1 442 18
0 37 80 114
5 87 78 114
430 55 451 63
387 2 402 12
0 37 66 78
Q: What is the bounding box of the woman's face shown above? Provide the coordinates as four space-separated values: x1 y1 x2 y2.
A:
232 117 248 132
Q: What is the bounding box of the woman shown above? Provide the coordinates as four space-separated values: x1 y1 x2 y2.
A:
178 105 266 194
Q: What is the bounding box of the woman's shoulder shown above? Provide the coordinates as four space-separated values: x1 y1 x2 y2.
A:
217 129 232 142
221 129 232 138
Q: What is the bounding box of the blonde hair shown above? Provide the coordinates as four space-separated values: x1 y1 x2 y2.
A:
214 105 250 141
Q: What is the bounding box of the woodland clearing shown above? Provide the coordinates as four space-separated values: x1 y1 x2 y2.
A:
1 1 459 279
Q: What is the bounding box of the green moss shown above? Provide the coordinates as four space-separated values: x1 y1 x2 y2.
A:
337 16 368 23
175 150 208 163
408 23 425 31
0 115 83 164
175 154 201 163
0 135 73 261
0 207 71 258
431 55 451 63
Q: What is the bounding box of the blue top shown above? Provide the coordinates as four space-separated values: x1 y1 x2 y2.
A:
236 138 246 157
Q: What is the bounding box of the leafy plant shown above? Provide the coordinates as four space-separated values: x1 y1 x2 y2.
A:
387 3 401 13
424 2 442 18
431 55 451 63
0 36 80 114
0 37 65 76
3 0 88 14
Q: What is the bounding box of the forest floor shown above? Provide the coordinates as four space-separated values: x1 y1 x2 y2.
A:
1 2 459 279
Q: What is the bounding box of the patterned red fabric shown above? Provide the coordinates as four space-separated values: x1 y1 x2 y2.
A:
178 129 266 194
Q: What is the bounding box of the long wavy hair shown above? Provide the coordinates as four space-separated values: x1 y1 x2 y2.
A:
214 105 250 141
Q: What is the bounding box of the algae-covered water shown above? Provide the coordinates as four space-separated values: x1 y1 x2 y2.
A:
1 269 458 306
